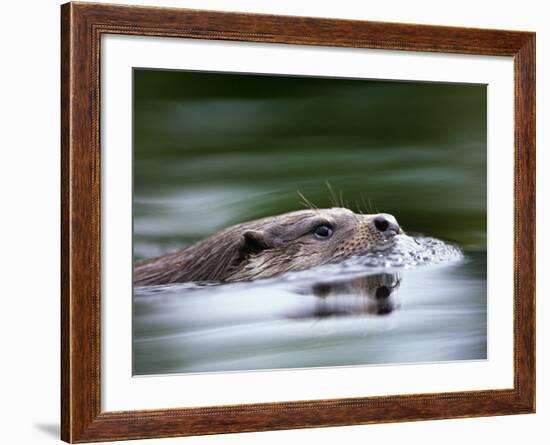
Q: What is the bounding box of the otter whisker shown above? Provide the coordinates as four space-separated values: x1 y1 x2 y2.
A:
362 195 378 214
296 190 318 211
360 195 370 213
325 181 339 208
360 194 373 214
367 197 379 214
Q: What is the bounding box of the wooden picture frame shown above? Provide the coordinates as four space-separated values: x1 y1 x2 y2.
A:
61 2 535 442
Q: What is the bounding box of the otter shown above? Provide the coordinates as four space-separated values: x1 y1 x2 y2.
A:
134 208 402 286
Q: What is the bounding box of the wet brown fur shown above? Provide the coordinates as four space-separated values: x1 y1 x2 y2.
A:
134 208 398 286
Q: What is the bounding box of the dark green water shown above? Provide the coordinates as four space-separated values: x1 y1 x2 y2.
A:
132 69 487 375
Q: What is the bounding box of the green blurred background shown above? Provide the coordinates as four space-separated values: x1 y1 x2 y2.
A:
133 69 486 260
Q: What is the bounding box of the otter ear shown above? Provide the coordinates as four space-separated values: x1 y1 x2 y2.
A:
241 230 275 253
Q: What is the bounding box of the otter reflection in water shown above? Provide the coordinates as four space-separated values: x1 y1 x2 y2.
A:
289 273 401 319
134 208 402 286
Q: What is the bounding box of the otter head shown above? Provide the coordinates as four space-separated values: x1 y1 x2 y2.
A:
226 208 402 281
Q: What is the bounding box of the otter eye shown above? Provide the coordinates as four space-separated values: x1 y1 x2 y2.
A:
313 224 333 239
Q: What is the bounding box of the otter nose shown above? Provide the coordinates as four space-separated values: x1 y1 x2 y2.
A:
373 214 401 235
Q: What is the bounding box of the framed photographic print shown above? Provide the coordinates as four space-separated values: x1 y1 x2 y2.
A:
61 2 535 442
